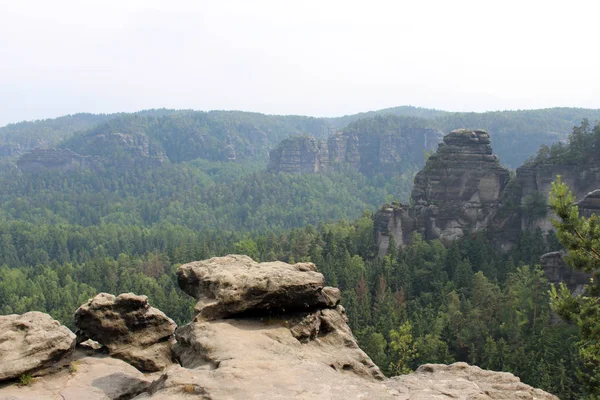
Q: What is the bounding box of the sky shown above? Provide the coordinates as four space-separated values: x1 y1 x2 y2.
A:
1 0 599 126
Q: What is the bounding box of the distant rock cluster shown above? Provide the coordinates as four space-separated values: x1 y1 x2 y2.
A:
15 131 166 173
0 255 557 399
374 127 600 255
267 127 443 175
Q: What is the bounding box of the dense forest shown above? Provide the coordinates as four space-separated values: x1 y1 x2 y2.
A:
2 113 600 398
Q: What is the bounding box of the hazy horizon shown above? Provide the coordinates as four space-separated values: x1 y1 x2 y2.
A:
2 0 599 126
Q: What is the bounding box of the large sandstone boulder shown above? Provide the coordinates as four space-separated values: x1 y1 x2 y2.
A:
0 312 76 381
177 254 341 319
74 293 176 372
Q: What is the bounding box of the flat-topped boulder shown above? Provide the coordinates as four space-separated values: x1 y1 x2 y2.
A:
74 293 176 372
177 254 341 319
0 312 76 381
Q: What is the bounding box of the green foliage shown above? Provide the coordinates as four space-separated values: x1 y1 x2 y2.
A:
19 374 33 386
549 176 600 397
388 321 418 375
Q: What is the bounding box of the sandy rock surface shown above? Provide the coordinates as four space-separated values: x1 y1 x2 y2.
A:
0 312 76 381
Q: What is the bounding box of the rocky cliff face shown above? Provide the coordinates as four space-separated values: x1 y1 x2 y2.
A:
0 255 557 400
503 162 600 234
267 124 443 175
16 148 99 173
375 129 510 252
540 251 590 296
267 136 329 173
412 129 510 244
17 131 167 173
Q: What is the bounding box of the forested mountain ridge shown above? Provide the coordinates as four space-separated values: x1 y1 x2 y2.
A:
3 111 600 398
5 106 600 170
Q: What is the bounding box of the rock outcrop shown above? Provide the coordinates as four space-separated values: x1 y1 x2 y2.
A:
0 312 76 381
540 251 591 295
0 256 559 399
0 353 152 400
74 293 176 372
140 255 556 399
411 129 510 244
267 136 329 174
17 130 167 173
266 122 443 175
492 160 600 241
387 362 557 399
16 148 98 173
375 129 510 252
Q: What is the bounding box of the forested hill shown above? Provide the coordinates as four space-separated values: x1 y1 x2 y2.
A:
4 106 600 169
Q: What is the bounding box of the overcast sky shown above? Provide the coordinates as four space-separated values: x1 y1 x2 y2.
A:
1 0 599 126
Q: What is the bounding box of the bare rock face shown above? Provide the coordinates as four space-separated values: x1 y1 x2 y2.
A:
74 293 176 372
412 129 510 244
177 254 340 319
267 136 329 174
0 352 152 400
0 312 76 381
541 251 590 295
375 129 510 252
374 203 417 254
492 160 600 248
16 148 98 173
266 121 443 176
576 189 600 218
387 362 558 400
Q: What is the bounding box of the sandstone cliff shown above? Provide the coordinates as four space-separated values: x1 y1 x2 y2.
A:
375 129 510 252
17 130 167 173
267 116 443 175
16 148 99 173
0 255 557 400
267 136 329 173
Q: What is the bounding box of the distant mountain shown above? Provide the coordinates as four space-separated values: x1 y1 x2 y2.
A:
6 106 600 170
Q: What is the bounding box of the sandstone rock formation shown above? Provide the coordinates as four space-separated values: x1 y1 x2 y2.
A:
494 160 600 240
266 122 443 176
74 293 176 372
375 129 510 252
412 129 510 244
267 136 329 173
576 188 600 218
16 148 98 173
137 255 557 399
0 312 76 381
0 256 559 399
541 251 591 295
65 131 167 169
0 353 152 400
387 362 557 400
177 254 341 319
